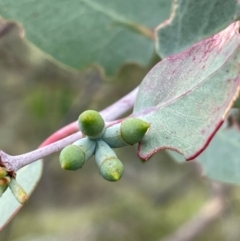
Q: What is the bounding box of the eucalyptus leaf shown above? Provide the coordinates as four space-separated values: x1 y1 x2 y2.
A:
0 18 84 86
197 125 240 185
156 0 240 58
134 22 240 161
0 160 43 231
0 0 171 75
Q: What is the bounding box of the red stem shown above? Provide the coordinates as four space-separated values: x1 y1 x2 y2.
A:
39 121 78 147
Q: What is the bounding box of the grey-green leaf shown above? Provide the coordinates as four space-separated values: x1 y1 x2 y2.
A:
0 18 84 86
197 125 240 185
134 22 240 161
156 0 240 58
0 0 171 75
0 160 43 231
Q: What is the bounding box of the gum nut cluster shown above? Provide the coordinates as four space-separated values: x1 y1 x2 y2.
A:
0 167 28 204
59 110 150 182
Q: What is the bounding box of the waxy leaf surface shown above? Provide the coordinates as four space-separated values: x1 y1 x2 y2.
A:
197 124 240 185
0 0 171 75
0 18 85 86
134 23 240 161
156 0 240 58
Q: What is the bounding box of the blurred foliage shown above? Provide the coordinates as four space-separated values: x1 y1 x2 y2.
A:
155 0 239 58
0 0 171 75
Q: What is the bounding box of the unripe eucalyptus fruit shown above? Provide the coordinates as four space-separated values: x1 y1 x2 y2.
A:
59 145 85 170
59 138 96 171
0 167 7 179
0 176 10 186
0 176 10 197
9 178 28 204
0 184 8 197
102 118 150 148
99 158 124 182
95 140 123 182
78 110 105 139
121 118 150 145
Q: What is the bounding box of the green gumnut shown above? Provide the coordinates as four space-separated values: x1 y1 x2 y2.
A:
9 178 28 204
99 158 124 182
0 184 8 197
102 118 150 147
78 110 105 139
0 177 10 197
121 118 150 145
95 140 124 182
59 145 85 170
0 167 7 178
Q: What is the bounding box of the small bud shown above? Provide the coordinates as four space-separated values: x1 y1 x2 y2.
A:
59 145 85 170
0 167 7 178
102 118 150 147
121 118 150 145
0 184 8 197
0 177 10 197
78 110 105 139
0 176 10 186
9 178 28 204
99 158 124 182
95 140 124 182
60 138 96 171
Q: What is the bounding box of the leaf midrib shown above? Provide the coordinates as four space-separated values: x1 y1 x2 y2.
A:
81 0 153 38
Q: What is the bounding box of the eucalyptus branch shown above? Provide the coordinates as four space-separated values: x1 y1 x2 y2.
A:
0 86 139 172
100 86 139 121
0 132 83 172
40 86 139 146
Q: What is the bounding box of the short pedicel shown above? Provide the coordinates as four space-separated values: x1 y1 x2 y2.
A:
59 138 96 171
95 140 123 182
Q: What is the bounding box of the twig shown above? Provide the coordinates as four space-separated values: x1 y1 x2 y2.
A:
0 87 139 172
40 86 139 146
